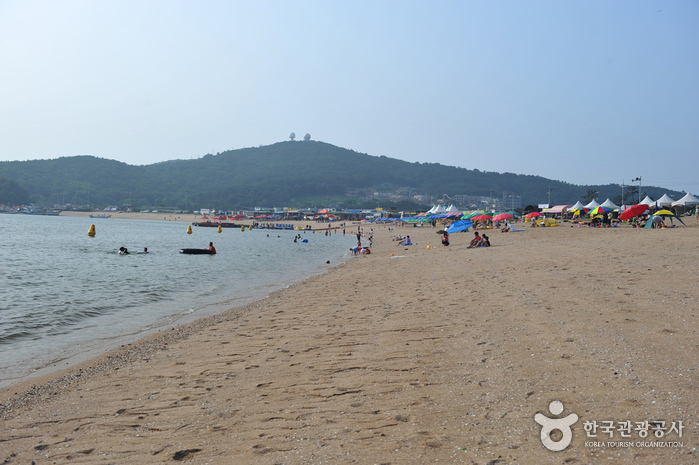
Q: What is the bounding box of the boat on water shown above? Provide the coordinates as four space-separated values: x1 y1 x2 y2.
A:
26 209 61 216
191 221 244 228
89 214 112 218
179 248 216 255
254 223 296 230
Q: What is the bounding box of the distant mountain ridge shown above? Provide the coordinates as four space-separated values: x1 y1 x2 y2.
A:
0 141 683 210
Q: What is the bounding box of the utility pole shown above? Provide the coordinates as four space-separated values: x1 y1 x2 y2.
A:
632 176 642 204
547 186 554 207
621 180 624 206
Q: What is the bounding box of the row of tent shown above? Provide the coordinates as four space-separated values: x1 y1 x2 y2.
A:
548 192 699 214
400 194 699 222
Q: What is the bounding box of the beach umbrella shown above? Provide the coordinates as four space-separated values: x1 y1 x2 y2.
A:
525 212 543 219
654 209 675 216
589 206 612 216
462 211 483 220
619 204 648 221
446 220 473 233
436 230 448 235
493 213 514 221
472 214 492 221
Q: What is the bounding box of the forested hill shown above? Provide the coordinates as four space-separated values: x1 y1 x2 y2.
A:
0 141 682 210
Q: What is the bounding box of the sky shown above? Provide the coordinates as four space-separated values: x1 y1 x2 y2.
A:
1 0 697 192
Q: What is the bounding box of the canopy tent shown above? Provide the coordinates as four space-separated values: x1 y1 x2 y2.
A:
672 192 699 207
655 194 675 207
600 198 620 210
644 214 685 228
544 205 572 214
445 204 460 212
584 200 600 210
639 195 655 206
428 204 448 214
569 201 585 211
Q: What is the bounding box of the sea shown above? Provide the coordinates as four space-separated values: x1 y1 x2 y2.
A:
0 214 355 388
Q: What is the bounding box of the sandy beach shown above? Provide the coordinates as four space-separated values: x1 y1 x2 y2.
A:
1 214 698 464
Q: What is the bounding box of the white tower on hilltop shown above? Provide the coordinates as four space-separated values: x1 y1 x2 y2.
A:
303 133 311 141
289 132 296 140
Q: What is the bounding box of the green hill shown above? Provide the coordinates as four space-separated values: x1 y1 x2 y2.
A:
0 141 683 210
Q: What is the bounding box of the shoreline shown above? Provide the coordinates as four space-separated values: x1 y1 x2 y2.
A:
2 219 698 463
1 214 356 389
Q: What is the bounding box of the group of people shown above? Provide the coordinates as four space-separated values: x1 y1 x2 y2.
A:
350 245 371 255
118 247 148 255
467 232 490 248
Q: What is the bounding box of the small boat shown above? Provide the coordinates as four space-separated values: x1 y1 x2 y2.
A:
191 221 243 228
179 248 216 255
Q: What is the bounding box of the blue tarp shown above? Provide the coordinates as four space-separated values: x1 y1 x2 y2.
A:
447 220 473 233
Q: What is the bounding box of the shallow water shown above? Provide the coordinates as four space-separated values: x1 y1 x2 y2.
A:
0 215 354 386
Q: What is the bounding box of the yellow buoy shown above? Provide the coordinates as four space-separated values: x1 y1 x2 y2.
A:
240 225 245 232
248 225 252 230
187 225 192 234
88 224 96 237
217 225 222 233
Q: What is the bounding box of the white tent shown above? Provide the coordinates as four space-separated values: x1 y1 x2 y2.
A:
570 201 585 210
445 204 460 212
672 192 699 206
600 198 620 210
584 200 600 210
655 194 675 207
639 195 655 206
428 204 446 214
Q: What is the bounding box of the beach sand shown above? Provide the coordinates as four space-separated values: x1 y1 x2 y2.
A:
2 216 698 464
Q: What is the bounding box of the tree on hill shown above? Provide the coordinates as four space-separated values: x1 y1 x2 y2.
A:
0 142 685 210
0 177 30 205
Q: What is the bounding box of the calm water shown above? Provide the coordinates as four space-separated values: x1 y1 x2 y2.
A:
0 214 354 387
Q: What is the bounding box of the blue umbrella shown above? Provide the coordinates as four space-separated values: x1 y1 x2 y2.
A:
447 220 473 234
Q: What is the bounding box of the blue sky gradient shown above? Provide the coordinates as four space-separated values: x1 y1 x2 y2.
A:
1 0 697 192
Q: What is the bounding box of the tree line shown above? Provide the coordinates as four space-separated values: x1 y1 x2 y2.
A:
0 141 683 210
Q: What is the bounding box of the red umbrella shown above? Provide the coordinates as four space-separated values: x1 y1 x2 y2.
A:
472 214 492 221
525 212 543 219
493 213 514 221
619 204 648 221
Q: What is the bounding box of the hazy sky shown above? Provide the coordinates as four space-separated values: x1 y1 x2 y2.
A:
1 0 697 192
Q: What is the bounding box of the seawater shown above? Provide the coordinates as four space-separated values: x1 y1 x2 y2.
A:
0 214 355 387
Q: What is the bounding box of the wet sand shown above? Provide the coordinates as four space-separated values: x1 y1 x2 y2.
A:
2 217 698 464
